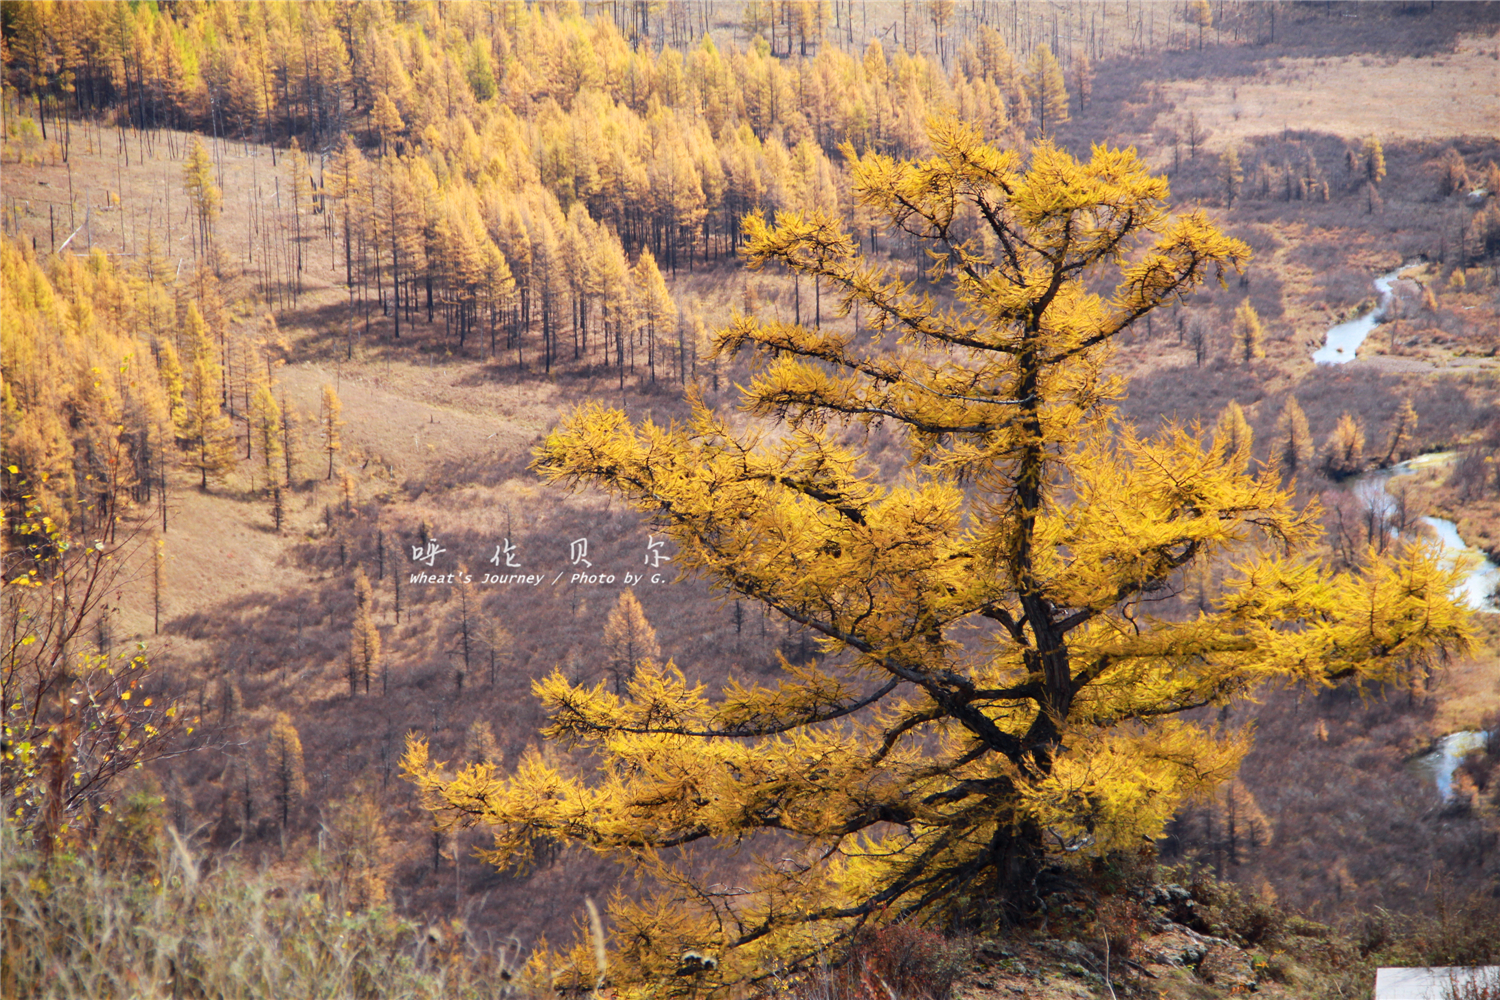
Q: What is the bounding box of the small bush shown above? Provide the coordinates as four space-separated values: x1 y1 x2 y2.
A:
1354 884 1500 969
1163 868 1287 947
784 925 972 1000
1262 950 1298 984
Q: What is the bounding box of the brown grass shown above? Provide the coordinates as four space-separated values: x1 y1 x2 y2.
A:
1160 32 1500 153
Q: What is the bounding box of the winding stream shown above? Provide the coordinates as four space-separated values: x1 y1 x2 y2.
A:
1412 730 1492 801
1418 515 1500 612
1350 456 1499 797
1311 266 1409 365
1350 454 1499 613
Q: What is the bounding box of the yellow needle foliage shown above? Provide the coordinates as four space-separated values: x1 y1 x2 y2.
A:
403 120 1470 996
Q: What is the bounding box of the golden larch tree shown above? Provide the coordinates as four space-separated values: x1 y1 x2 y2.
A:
1022 43 1068 136
349 565 380 695
372 91 404 156
320 384 343 480
462 720 502 768
1214 400 1254 467
477 616 514 687
1232 298 1265 362
1071 49 1093 113
1273 394 1314 476
1221 146 1244 208
281 396 301 487
156 340 187 433
288 138 313 291
404 122 1469 992
1186 0 1213 49
326 135 367 291
180 304 236 488
1362 135 1387 186
152 536 166 635
1384 396 1419 465
601 588 660 694
633 248 677 385
251 381 282 474
449 567 478 692
267 712 307 834
326 784 392 910
1325 412 1366 479
182 138 221 260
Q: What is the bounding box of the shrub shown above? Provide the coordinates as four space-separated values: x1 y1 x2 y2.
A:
782 926 973 1000
1355 885 1500 968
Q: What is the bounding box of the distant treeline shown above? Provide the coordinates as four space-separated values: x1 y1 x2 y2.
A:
0 1 1090 382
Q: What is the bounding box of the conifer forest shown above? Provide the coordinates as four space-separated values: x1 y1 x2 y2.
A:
2 3 1499 998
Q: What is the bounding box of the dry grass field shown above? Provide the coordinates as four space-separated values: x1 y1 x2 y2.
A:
1160 33 1500 152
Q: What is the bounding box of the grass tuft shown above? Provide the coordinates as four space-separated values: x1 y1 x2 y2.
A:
0 823 517 1000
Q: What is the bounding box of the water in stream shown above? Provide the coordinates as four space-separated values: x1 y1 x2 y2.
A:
1412 730 1492 800
1311 266 1408 365
1352 458 1499 797
1418 515 1500 611
1349 454 1499 613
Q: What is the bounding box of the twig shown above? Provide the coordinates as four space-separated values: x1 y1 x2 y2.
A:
1104 934 1117 1000
585 897 607 992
